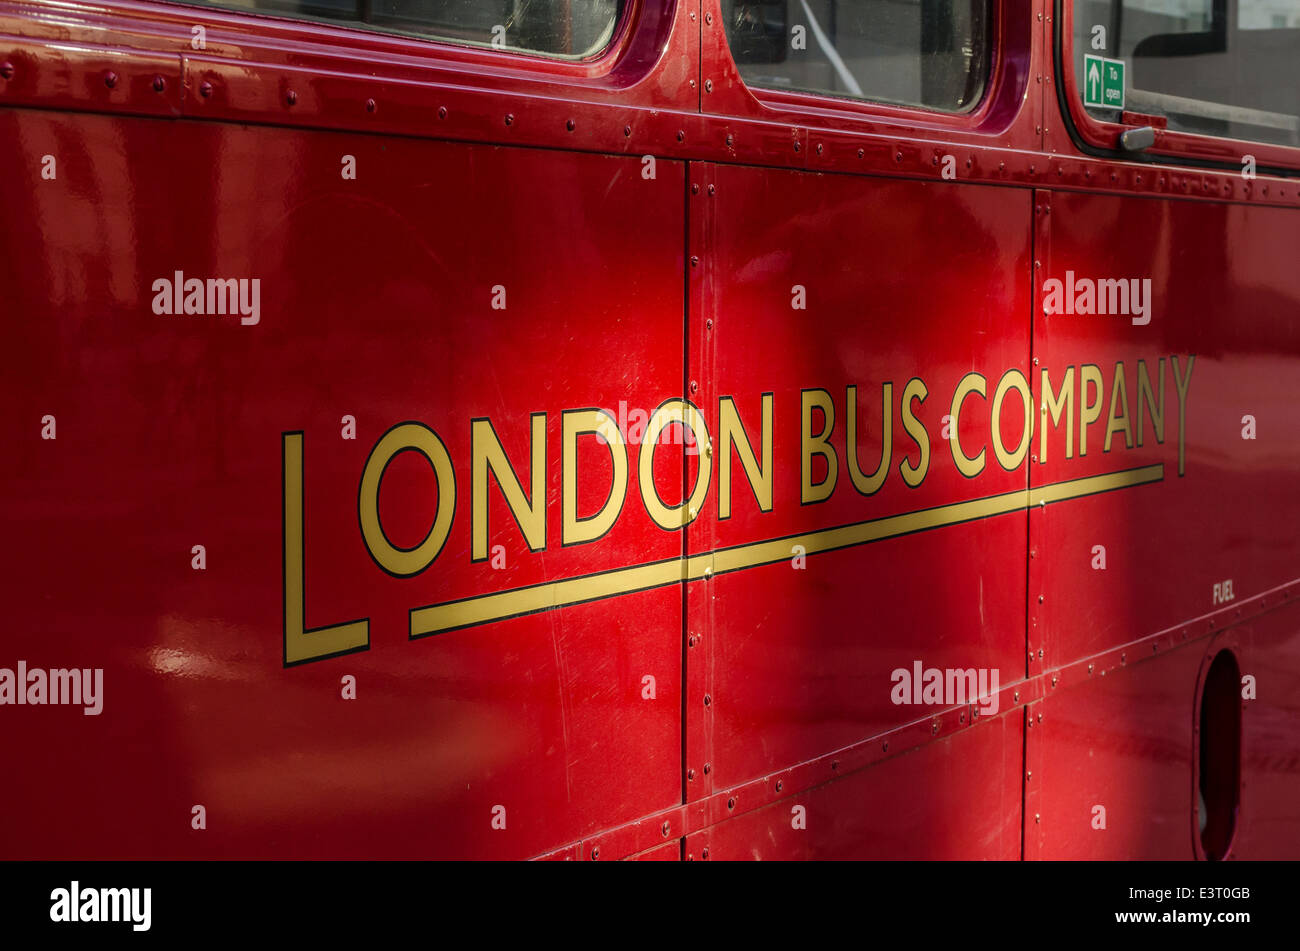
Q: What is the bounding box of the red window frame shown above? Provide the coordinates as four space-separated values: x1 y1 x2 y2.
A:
700 0 1035 148
1054 0 1300 173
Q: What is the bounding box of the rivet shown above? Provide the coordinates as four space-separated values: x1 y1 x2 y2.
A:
727 797 735 810
152 75 165 92
677 130 685 142
931 721 939 734
704 79 713 93
1051 675 1057 687
895 151 902 162
832 760 839 770
1038 648 1043 659
199 81 213 98
591 847 600 860
0 62 13 80
661 821 671 837
1027 771 1032 781
687 768 695 780
793 141 800 153
1014 691 1019 702
1121 653 1126 664
691 183 699 194
1037 713 1042 724
1088 664 1093 674
725 134 733 147
708 184 715 196
704 11 712 24
774 780 783 792
701 848 709 860
690 379 699 392
286 90 297 106
705 318 713 330
815 143 822 155
1030 164 1037 174
690 256 699 268
703 693 711 706
504 114 513 126
688 635 697 647
104 71 117 89
882 742 888 752
1038 595 1044 603
857 149 864 159
366 98 376 113
623 125 630 136
999 161 1006 171
565 118 575 131
703 762 711 774
438 106 447 119
1035 814 1041 823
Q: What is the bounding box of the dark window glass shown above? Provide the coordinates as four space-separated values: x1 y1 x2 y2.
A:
722 0 991 113
1073 0 1300 147
178 0 625 59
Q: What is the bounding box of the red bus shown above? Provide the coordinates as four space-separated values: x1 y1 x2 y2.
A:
1 0 1297 860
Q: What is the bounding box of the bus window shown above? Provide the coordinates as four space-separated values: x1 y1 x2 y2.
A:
176 0 625 59
1072 0 1300 147
721 0 991 113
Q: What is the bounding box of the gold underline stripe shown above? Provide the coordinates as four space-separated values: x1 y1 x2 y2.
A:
410 464 1165 637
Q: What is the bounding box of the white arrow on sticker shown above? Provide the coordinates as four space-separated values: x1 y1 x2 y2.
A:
1088 60 1100 98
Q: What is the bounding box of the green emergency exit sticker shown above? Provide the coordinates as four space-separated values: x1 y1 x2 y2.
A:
1083 54 1125 110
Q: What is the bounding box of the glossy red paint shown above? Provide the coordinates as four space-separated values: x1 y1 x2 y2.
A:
0 0 1296 860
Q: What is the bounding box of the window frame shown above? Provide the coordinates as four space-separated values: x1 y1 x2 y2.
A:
1054 0 1300 174
703 0 1021 145
153 0 644 75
